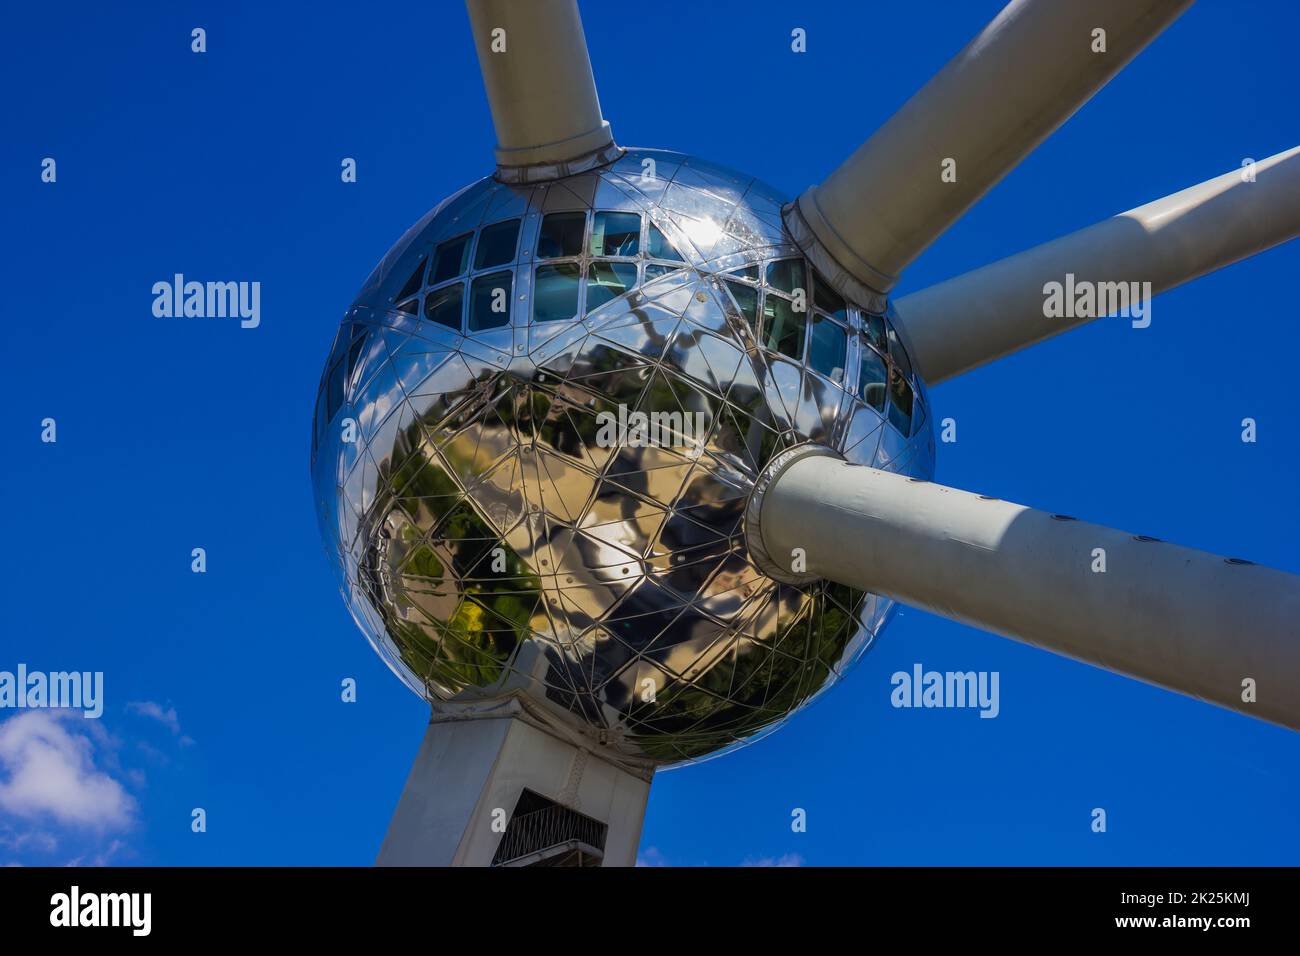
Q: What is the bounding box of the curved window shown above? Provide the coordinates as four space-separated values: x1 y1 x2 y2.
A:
591 212 640 257
586 261 637 312
858 345 887 411
765 258 806 297
762 293 805 360
535 264 581 323
887 364 914 434
395 257 426 303
813 275 847 321
431 234 472 285
863 312 887 353
424 284 463 330
647 223 683 261
724 280 758 330
537 212 585 259
313 386 328 453
474 220 521 270
326 354 348 423
315 324 373 447
910 396 927 438
808 314 847 384
887 325 913 379
345 332 368 382
469 272 512 331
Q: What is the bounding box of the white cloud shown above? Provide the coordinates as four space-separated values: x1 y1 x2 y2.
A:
0 711 136 830
0 828 57 854
66 838 125 867
636 846 669 867
126 701 194 747
741 852 805 867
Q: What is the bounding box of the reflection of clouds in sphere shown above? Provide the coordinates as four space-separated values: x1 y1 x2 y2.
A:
310 150 935 767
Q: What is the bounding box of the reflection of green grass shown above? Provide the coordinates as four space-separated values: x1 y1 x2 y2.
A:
630 583 868 761
533 387 601 460
640 375 677 415
390 600 510 692
390 450 459 500
391 617 438 684
381 462 544 694
367 357 874 761
424 565 542 690
403 540 444 581
441 601 507 681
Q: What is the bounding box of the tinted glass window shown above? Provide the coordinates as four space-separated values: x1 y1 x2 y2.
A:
591 212 640 256
859 346 887 411
647 223 683 261
726 265 759 281
766 258 806 296
887 325 913 379
808 315 848 383
763 294 805 360
724 280 758 330
537 212 585 259
424 284 463 330
469 272 513 331
910 397 927 438
326 358 347 421
863 312 887 353
326 322 351 365
474 220 521 270
431 234 471 285
887 365 914 434
813 275 847 321
346 332 368 380
314 385 328 450
534 264 581 323
586 261 637 312
396 257 426 301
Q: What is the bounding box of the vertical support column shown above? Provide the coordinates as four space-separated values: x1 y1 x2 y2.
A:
377 702 653 866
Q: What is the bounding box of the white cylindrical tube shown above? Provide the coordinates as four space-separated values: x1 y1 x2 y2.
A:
896 146 1300 384
757 454 1300 730
789 0 1191 295
466 0 615 175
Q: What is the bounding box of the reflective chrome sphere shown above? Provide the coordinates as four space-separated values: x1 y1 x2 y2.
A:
311 149 935 766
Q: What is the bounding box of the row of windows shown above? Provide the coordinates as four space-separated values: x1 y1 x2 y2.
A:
315 320 372 451
534 260 685 324
388 211 689 334
719 259 921 436
412 259 688 334
392 212 683 306
366 215 924 438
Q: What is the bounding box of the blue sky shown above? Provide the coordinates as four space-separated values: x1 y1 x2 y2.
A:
1 0 1297 866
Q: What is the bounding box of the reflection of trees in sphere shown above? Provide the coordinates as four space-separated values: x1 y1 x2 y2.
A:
311 150 935 767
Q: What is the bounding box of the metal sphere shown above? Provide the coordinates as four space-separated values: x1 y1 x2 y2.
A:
311 149 935 766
